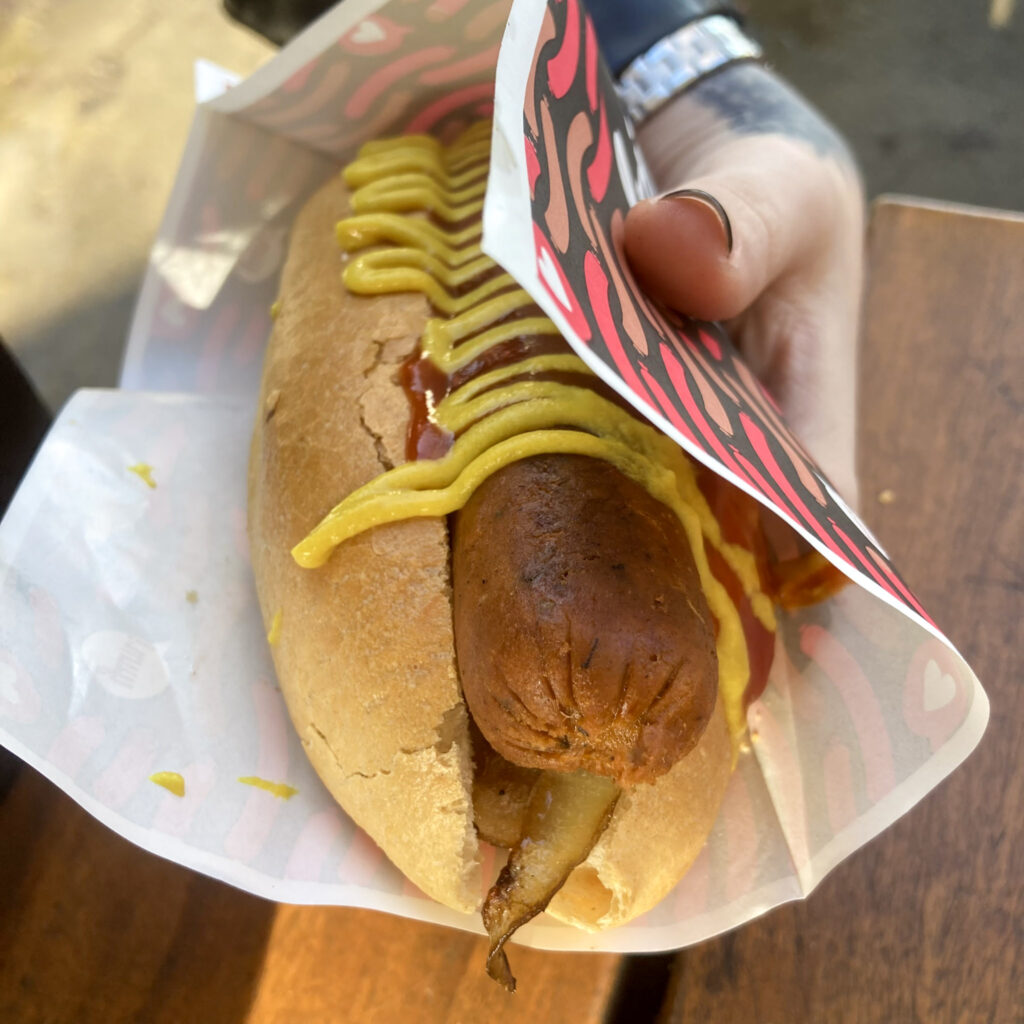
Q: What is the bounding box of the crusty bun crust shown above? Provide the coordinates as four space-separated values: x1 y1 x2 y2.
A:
247 176 481 912
248 174 734 929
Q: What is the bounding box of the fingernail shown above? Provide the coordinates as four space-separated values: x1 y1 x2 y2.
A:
661 188 733 255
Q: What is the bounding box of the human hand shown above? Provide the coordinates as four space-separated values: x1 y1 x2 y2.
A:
624 63 865 507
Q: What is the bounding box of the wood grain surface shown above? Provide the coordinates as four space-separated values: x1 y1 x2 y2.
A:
0 755 620 1022
1 199 1021 1023
661 198 1023 1023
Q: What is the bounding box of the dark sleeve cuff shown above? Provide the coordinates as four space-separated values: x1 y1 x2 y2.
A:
587 0 744 77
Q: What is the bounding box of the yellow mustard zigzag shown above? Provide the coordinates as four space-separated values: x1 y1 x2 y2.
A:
291 122 775 744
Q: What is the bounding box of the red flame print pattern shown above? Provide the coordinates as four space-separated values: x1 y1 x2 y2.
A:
524 0 932 626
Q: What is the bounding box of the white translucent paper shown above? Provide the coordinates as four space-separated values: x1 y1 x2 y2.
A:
0 0 987 953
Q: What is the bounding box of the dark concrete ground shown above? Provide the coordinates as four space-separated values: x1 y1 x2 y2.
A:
746 0 1024 211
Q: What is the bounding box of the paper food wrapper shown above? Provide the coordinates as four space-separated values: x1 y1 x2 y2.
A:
0 0 988 952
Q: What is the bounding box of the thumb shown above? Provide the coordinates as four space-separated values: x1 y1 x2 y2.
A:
623 140 842 322
622 139 865 507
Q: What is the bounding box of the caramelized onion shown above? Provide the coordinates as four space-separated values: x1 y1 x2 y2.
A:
482 770 620 991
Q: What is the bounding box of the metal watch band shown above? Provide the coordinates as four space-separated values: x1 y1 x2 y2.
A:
616 14 764 125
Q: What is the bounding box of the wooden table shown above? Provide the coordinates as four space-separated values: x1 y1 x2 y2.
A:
1 198 1020 1022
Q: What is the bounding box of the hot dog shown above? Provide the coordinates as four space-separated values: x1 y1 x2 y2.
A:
248 121 843 988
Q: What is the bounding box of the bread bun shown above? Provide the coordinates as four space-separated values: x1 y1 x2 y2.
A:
248 176 480 912
248 173 733 929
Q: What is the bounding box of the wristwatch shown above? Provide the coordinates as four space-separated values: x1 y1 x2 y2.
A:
616 15 763 125
585 0 763 126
